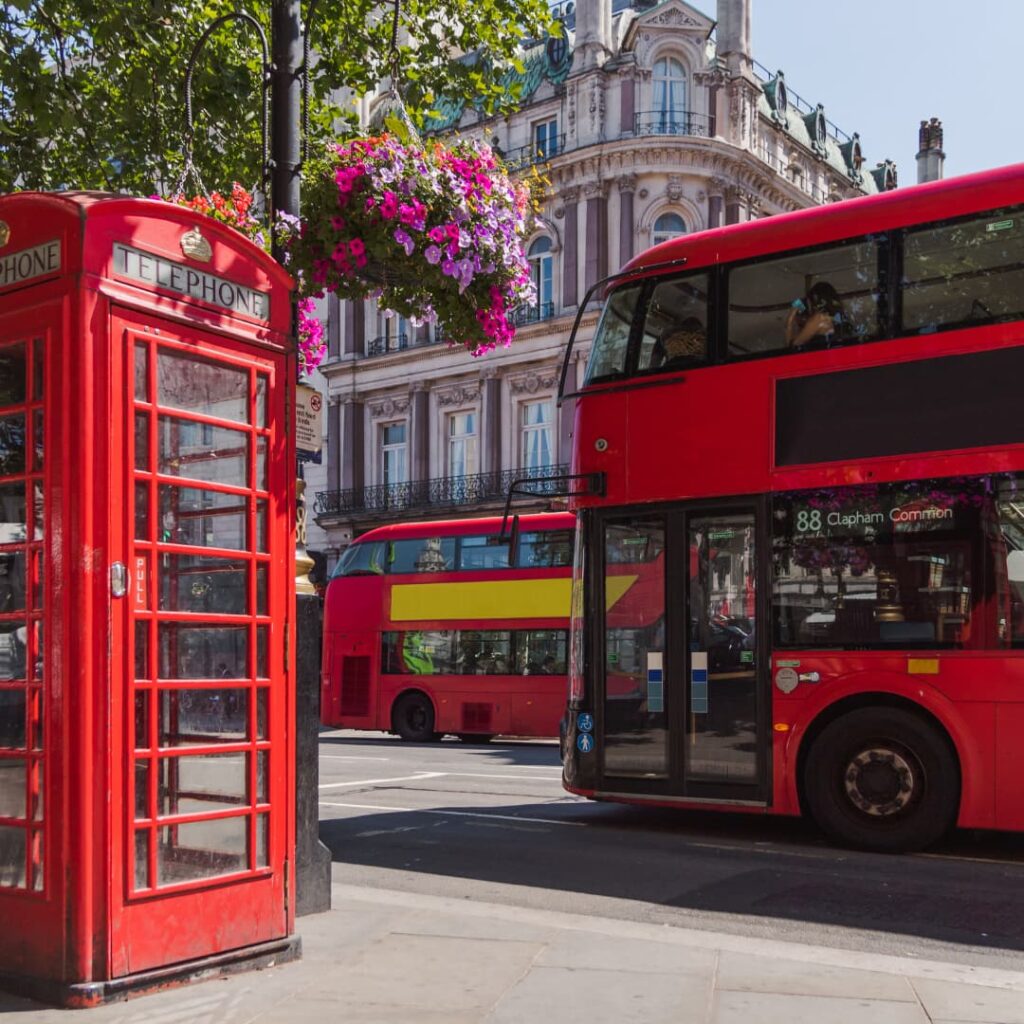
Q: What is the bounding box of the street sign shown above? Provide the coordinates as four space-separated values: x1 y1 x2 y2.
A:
295 383 323 455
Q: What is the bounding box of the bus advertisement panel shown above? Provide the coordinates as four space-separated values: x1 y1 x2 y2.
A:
561 163 1024 852
322 512 574 742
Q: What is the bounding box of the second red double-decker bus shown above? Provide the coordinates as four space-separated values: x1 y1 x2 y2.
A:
560 163 1024 852
322 512 574 742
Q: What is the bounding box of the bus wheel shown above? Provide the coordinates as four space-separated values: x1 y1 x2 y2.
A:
457 734 495 744
393 693 438 743
803 707 959 854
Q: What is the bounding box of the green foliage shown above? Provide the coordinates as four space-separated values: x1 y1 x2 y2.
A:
0 0 554 196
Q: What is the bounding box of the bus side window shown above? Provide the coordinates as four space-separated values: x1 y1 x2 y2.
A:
516 530 573 568
727 237 882 359
332 541 384 577
583 284 642 384
637 273 710 372
389 537 455 573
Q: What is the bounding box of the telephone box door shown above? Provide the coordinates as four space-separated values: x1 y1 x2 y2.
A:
111 308 290 975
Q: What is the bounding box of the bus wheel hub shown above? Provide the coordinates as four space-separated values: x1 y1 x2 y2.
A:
843 747 915 816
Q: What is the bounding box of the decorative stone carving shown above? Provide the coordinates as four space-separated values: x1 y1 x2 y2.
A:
666 176 684 201
369 395 410 419
510 371 558 396
617 174 638 194
436 384 481 407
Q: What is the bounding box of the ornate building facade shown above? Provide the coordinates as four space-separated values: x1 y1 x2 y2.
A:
310 0 897 568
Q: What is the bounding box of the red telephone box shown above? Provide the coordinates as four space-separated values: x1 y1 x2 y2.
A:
0 192 299 1005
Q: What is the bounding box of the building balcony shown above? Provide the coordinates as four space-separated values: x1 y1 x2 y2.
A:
365 331 445 357
633 111 712 138
512 301 556 326
502 137 567 172
314 463 570 520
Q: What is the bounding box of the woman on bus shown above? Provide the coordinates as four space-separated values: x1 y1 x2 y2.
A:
786 281 850 348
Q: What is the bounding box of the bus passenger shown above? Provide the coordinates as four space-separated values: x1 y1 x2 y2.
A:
786 281 849 348
655 317 706 365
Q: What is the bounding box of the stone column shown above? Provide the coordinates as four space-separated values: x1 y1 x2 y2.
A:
410 384 430 481
725 185 742 226
619 70 635 137
561 186 580 309
327 397 341 492
343 299 366 356
481 372 502 475
618 174 637 267
584 182 608 296
708 177 726 230
340 399 365 492
558 360 577 467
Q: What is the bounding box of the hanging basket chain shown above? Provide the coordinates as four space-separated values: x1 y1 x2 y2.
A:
177 10 271 216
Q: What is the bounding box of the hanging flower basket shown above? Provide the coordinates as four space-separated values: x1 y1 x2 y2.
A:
276 134 536 356
157 185 327 374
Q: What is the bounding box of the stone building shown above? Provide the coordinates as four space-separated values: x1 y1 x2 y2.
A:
310 0 898 569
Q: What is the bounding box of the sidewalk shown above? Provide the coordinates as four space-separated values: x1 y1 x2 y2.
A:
3 881 1024 1023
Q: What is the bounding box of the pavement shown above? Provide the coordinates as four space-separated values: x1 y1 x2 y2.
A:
4 875 1024 1022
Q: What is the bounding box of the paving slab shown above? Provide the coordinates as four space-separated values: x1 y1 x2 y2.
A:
711 990 930 1024
913 977 1024 1024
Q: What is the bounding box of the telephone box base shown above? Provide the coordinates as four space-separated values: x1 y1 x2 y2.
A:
0 935 302 1009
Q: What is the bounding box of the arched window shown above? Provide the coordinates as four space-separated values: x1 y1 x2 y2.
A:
528 236 554 319
652 213 686 247
653 57 687 132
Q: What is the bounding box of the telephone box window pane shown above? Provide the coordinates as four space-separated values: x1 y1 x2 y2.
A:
158 625 248 679
0 345 26 407
32 409 43 471
0 758 26 817
0 415 25 477
134 830 150 889
157 752 248 816
255 375 268 429
134 343 149 402
256 565 267 615
135 412 150 471
255 436 267 490
0 826 26 888
30 761 42 820
257 814 269 868
159 689 249 745
31 831 42 890
135 482 150 540
157 349 249 424
157 816 248 885
257 750 268 803
158 417 247 487
31 551 41 611
28 689 42 750
31 483 42 544
159 486 247 550
135 692 150 749
256 499 268 553
256 626 268 678
135 621 149 679
256 688 268 738
135 760 150 819
0 551 26 613
159 554 248 615
31 339 42 401
0 623 26 681
0 485 25 544
0 690 26 749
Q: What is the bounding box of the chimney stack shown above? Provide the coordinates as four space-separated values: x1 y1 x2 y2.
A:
916 118 945 184
716 0 753 77
574 0 612 71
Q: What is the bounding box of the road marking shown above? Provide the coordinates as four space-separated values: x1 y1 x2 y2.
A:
319 800 585 826
319 755 391 761
440 772 564 783
318 772 445 790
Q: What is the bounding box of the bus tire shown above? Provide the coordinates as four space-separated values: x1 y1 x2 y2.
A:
392 693 438 743
457 734 495 744
803 706 959 854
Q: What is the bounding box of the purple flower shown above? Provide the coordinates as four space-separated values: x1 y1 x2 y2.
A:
425 245 442 265
393 227 415 256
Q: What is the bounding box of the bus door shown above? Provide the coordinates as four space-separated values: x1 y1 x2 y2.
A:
596 502 769 802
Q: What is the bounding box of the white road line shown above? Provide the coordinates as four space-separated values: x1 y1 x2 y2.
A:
440 772 563 783
319 755 391 761
319 799 585 827
318 772 446 790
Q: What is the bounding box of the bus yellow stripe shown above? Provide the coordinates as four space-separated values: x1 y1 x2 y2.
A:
391 578 572 621
390 574 641 622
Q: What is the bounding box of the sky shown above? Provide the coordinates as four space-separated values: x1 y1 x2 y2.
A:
689 0 1019 182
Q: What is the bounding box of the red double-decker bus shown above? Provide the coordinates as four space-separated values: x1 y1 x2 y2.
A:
560 163 1024 851
321 512 574 742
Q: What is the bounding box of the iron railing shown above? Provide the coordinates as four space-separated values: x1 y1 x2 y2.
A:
634 111 712 138
502 136 566 171
314 463 570 517
365 331 448 356
513 301 556 326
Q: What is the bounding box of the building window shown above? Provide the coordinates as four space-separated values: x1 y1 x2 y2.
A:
521 400 554 471
653 57 687 130
448 412 478 478
534 118 559 159
528 237 554 318
381 422 407 486
652 212 686 246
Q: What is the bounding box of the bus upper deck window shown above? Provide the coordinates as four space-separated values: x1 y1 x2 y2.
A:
584 284 642 384
332 542 384 577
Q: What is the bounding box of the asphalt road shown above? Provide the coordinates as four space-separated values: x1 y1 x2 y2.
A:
318 729 1024 974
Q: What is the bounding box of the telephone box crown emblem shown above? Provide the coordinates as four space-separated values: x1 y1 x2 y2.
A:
0 222 10 249
180 226 212 262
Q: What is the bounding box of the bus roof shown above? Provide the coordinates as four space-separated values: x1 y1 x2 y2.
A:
626 162 1024 280
347 510 575 545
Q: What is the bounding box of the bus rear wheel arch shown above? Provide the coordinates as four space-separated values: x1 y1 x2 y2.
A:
801 703 960 853
391 691 440 743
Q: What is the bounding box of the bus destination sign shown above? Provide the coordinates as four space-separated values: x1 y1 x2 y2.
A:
114 242 270 321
